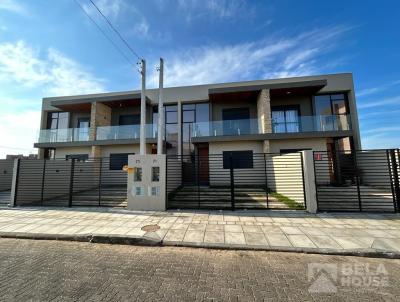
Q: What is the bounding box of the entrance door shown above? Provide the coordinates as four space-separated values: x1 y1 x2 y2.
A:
198 146 209 185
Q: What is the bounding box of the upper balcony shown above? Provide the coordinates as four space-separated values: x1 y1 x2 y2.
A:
190 114 352 141
37 128 90 143
36 124 156 146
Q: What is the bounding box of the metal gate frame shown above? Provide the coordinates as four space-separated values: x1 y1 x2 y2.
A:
313 149 400 213
166 152 307 211
13 157 127 207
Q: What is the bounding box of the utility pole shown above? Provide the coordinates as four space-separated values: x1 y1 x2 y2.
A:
157 58 164 155
139 59 146 155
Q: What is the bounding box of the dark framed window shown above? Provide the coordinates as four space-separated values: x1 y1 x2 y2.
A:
47 112 69 129
66 154 89 161
109 153 134 170
271 106 300 133
314 93 348 116
119 114 140 125
222 107 250 135
223 150 253 169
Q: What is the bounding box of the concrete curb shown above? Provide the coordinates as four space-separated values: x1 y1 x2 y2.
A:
1 232 399 259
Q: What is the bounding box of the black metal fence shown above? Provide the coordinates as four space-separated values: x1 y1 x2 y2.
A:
313 149 400 212
13 157 127 207
166 152 307 211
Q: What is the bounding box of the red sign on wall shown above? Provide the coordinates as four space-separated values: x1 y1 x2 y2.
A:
314 153 323 161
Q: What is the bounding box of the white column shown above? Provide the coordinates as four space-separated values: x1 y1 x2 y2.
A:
139 59 146 155
302 150 318 213
157 58 164 154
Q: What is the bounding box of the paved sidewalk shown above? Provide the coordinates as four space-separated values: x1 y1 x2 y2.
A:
0 207 399 256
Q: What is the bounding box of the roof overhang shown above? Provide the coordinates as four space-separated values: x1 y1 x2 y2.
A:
49 93 152 111
208 79 327 96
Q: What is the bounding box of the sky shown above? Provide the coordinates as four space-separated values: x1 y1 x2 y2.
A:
0 0 399 158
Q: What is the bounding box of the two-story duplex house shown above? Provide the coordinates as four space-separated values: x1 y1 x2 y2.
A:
34 73 360 174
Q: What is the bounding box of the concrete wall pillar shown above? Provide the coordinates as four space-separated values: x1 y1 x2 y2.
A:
262 140 270 153
257 89 272 134
9 158 19 207
302 150 318 213
90 102 112 141
91 145 102 158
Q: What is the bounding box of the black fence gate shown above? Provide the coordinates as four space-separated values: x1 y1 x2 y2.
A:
313 149 400 212
166 152 307 211
13 157 127 207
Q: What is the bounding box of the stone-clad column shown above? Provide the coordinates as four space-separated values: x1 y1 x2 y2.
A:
257 89 272 153
90 102 111 158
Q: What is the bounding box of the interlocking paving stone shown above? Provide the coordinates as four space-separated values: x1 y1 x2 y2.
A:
287 235 317 248
0 239 399 301
204 232 224 244
0 208 399 253
225 232 246 245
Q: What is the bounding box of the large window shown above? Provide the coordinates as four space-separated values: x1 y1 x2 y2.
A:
109 153 134 170
182 103 210 156
119 114 140 125
47 112 69 129
314 94 348 116
271 107 300 133
314 94 348 131
223 150 253 169
77 118 90 141
222 107 250 135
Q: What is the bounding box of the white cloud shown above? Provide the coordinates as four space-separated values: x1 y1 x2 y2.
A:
150 26 350 87
0 40 106 158
358 95 400 109
357 80 400 97
0 40 105 95
0 110 41 159
0 0 29 15
82 0 150 39
362 132 400 149
177 0 248 21
83 0 123 20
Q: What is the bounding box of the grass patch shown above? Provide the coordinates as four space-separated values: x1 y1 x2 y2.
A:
270 192 305 209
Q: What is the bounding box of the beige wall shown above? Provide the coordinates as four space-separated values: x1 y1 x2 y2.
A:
209 140 263 155
270 95 313 116
270 138 328 153
55 146 92 159
100 144 152 157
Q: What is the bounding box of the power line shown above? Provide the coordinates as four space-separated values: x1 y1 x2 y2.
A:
89 0 142 61
74 0 137 68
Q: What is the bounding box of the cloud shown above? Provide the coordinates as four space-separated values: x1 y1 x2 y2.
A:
149 26 351 87
177 0 248 21
82 0 150 39
358 95 400 109
357 80 400 97
0 0 29 15
0 40 105 96
362 132 400 149
0 110 41 158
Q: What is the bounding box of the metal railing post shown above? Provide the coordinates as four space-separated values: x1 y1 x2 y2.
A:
11 158 21 207
68 158 75 207
263 153 269 208
40 159 46 206
98 158 102 206
197 153 200 208
230 154 235 211
386 149 397 213
300 152 307 209
352 150 362 211
390 149 400 212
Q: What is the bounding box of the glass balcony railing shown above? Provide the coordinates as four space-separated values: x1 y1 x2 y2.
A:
37 128 90 143
96 124 156 140
191 119 260 137
272 114 351 133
